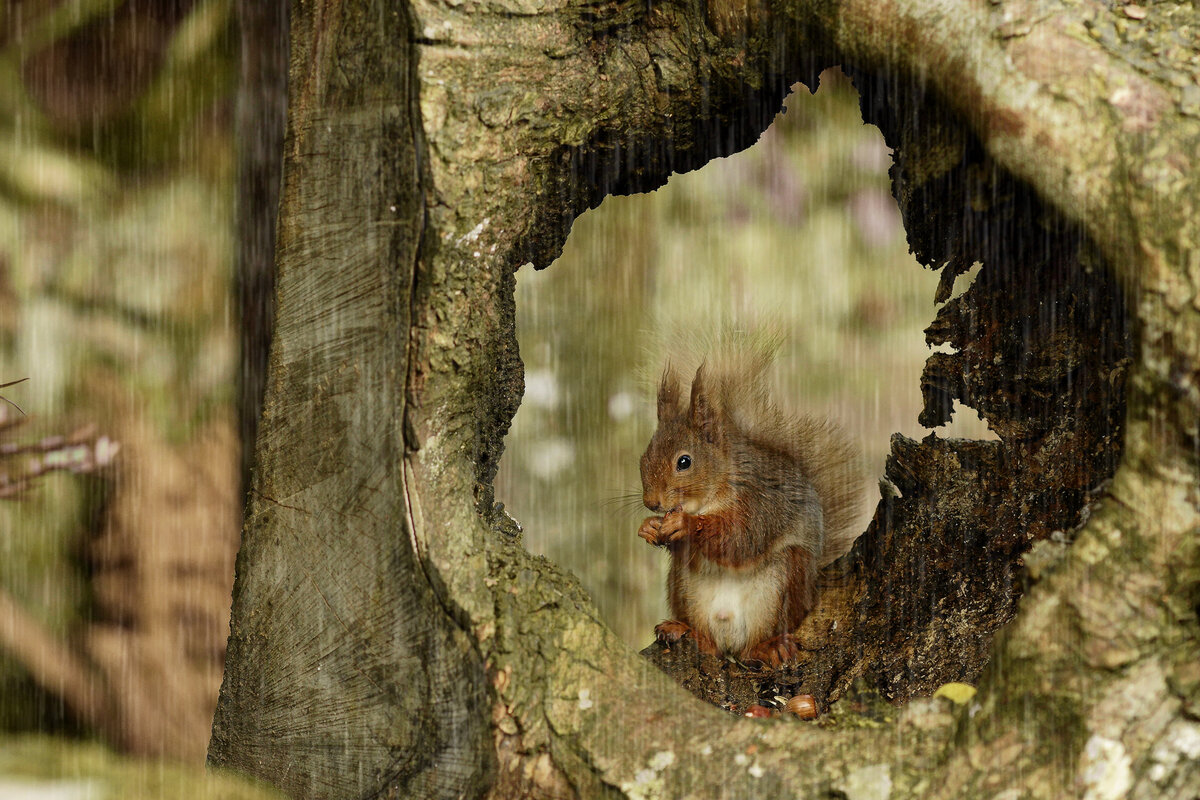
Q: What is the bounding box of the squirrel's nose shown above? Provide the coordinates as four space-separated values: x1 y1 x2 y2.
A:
644 494 663 513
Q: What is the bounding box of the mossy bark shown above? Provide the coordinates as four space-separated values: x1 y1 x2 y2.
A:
210 0 1200 798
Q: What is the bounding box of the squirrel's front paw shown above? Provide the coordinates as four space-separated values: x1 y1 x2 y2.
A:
659 510 691 542
638 516 665 545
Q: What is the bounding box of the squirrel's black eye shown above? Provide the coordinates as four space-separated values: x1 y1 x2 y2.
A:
675 454 692 471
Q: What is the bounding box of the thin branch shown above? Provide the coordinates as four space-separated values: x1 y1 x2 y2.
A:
0 378 27 415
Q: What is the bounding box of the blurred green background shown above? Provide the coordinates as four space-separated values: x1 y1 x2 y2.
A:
0 0 277 795
496 70 989 649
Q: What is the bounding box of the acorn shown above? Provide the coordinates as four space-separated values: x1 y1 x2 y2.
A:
744 704 774 718
783 694 818 719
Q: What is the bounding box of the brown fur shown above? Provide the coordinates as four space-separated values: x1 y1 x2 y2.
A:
689 507 764 568
780 546 817 630
640 340 863 666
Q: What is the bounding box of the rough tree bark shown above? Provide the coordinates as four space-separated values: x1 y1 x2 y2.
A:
209 0 1200 798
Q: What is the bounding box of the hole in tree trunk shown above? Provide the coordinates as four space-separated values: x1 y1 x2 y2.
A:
496 65 1131 714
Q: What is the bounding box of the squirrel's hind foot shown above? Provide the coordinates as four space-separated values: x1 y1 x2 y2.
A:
741 633 800 669
655 620 719 656
654 619 691 643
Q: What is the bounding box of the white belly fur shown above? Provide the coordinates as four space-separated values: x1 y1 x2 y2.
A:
684 556 786 655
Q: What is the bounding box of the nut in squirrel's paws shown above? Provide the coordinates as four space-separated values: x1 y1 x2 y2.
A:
740 633 801 669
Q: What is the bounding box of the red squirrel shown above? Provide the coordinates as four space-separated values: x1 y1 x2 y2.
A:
638 347 862 668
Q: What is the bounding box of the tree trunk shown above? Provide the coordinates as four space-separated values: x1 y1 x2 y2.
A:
209 0 1200 798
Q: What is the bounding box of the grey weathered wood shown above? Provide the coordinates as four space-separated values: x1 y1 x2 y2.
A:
210 2 492 796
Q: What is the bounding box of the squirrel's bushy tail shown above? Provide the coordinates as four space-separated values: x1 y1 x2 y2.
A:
779 416 863 567
661 327 866 567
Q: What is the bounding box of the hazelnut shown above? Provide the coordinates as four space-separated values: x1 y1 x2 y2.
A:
783 694 818 719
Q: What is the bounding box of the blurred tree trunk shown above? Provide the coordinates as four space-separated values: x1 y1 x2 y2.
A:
210 1 1200 799
0 0 241 763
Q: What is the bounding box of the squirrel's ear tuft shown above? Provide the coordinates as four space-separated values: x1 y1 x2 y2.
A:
657 366 682 420
689 364 723 445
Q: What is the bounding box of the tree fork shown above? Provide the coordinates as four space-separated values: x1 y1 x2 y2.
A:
210 0 1200 798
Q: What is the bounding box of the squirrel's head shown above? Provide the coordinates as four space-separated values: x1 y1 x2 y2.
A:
640 364 734 516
